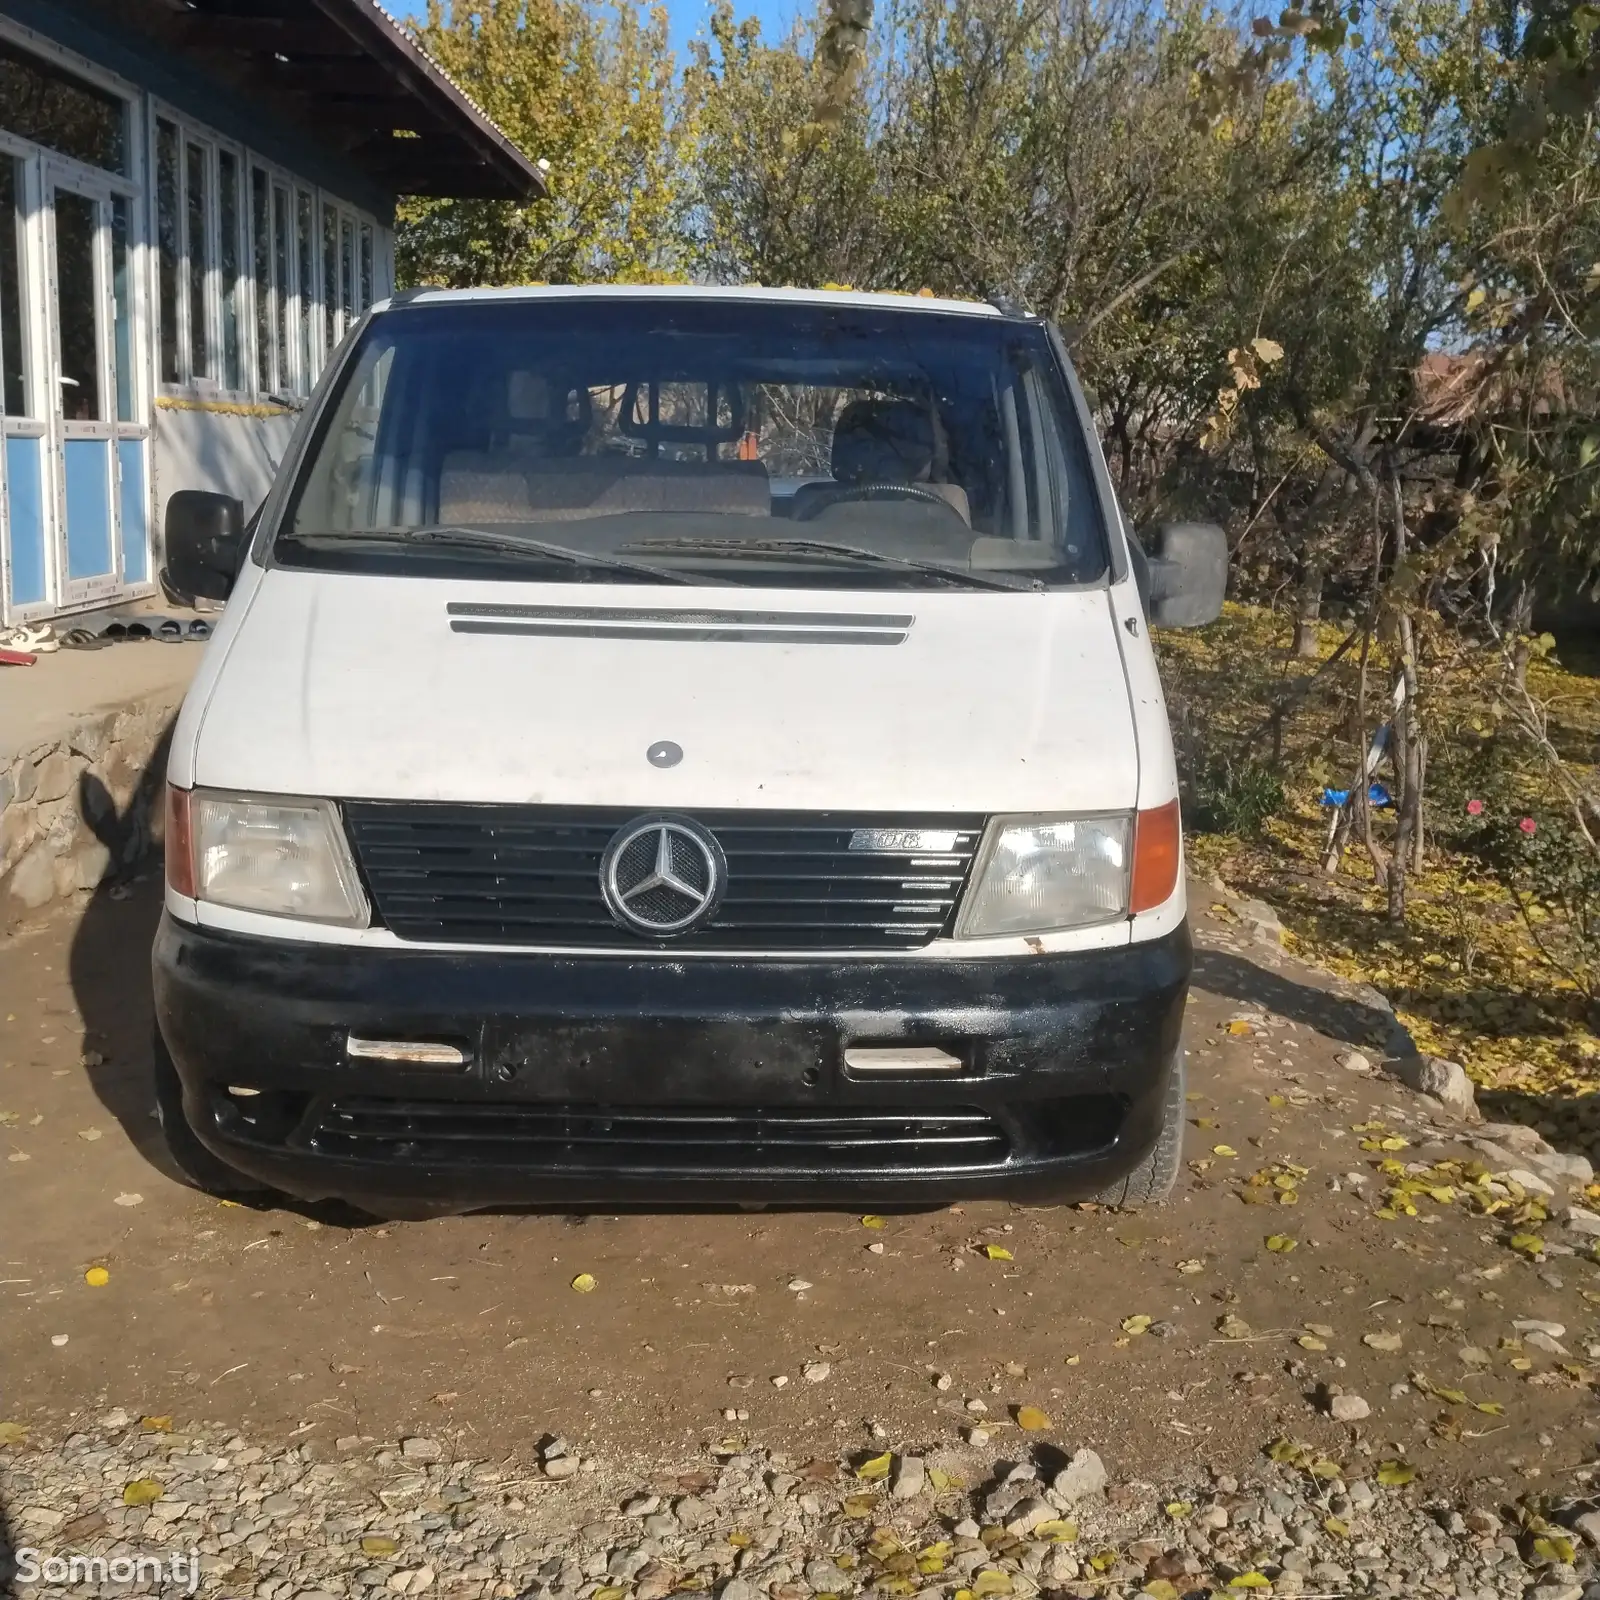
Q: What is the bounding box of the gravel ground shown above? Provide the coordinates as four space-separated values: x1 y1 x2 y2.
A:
5 1415 1600 1600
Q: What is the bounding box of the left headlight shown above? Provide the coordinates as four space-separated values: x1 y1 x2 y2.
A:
956 813 1131 938
172 788 370 927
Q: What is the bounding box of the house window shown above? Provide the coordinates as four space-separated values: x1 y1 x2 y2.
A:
156 118 180 385
111 193 133 420
321 202 337 354
184 140 210 379
251 164 272 393
0 156 26 416
218 149 242 391
0 37 127 175
273 182 291 390
296 189 315 385
153 109 386 397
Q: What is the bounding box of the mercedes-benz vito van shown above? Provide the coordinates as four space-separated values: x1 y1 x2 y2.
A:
152 286 1225 1217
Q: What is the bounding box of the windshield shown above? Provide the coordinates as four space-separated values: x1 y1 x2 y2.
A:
278 297 1109 590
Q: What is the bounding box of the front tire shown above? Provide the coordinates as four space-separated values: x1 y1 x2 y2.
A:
152 1026 270 1198
1090 1044 1186 1208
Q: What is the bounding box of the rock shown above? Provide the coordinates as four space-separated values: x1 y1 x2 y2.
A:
889 1455 925 1501
543 1456 580 1480
1338 1051 1374 1074
1236 897 1285 946
1050 1449 1108 1505
805 1559 851 1592
1389 1055 1478 1118
1526 1149 1594 1187
622 1494 660 1517
1480 1121 1552 1155
675 1495 711 1529
643 1512 678 1539
1328 1394 1371 1423
719 1581 757 1600
1504 1168 1557 1197
1562 1204 1600 1237
1002 1496 1052 1538
802 1362 831 1384
609 1548 651 1581
1526 1586 1582 1600
541 1437 571 1461
1570 1510 1600 1550
1512 1320 1566 1339
400 1437 443 1463
1464 1509 1502 1537
1523 1330 1568 1355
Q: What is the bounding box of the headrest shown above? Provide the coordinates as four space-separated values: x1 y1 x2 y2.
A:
830 399 935 484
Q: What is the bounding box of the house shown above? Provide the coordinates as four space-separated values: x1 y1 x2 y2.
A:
0 0 542 629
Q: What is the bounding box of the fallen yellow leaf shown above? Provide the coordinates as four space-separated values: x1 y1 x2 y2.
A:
1034 1520 1077 1543
1121 1314 1152 1335
983 1244 1013 1261
0 1421 27 1447
1376 1460 1416 1486
139 1415 172 1432
122 1478 163 1506
1015 1405 1051 1432
84 1266 109 1287
1265 1234 1297 1253
861 1214 886 1229
856 1451 893 1480
570 1272 597 1293
1229 1575 1271 1590
361 1535 398 1557
1213 1144 1238 1158
1226 1021 1252 1036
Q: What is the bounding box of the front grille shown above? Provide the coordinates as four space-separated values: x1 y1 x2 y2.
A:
344 804 985 950
306 1099 1010 1172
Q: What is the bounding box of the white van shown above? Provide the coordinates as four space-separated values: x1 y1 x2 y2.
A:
151 286 1225 1217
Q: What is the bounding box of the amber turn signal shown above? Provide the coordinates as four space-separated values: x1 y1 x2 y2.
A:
165 784 195 899
1129 798 1181 913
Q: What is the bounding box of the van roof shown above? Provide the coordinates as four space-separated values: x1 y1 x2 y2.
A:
377 283 1012 319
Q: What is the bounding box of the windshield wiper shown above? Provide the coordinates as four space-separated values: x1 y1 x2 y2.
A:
623 536 1044 593
285 525 714 586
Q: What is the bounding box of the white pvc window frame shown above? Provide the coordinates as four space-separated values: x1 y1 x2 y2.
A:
151 95 394 403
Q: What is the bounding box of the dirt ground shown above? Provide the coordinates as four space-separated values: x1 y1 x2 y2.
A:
2 874 1597 1495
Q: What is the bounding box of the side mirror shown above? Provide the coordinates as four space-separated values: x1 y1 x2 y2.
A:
162 491 247 603
1144 522 1227 627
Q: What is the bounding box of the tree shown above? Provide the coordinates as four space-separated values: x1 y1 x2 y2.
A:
398 0 682 287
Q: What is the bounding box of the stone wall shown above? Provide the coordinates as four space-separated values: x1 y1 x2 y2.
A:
0 697 180 927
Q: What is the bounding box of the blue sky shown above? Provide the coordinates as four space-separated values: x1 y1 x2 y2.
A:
389 0 800 61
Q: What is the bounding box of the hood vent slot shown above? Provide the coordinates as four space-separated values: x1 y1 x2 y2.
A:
447 602 913 646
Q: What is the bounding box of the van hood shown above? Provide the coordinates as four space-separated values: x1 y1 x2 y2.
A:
193 570 1138 813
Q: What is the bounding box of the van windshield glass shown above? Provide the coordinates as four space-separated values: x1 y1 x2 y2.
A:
279 297 1109 590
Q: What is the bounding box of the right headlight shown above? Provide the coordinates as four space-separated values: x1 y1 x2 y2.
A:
167 787 370 927
956 813 1131 938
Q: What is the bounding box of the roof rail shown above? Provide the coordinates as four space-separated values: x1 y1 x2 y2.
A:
987 292 1031 317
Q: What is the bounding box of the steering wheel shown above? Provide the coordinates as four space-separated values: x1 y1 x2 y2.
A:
793 481 952 521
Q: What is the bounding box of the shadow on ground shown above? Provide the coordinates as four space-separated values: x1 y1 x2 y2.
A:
67 720 176 1179
1192 946 1410 1055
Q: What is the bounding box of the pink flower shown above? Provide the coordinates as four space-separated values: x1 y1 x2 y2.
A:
1519 817 1537 835
1466 799 1484 816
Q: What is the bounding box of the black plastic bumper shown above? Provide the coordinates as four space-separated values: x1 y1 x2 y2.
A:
152 914 1191 1209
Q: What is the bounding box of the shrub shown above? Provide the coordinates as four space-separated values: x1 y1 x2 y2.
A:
1187 755 1287 837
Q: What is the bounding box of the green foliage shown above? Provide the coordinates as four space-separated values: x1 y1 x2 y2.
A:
397 0 682 287
1187 755 1287 838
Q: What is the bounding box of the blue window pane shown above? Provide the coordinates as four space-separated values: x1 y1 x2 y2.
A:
63 436 111 579
118 439 147 582
4 434 47 603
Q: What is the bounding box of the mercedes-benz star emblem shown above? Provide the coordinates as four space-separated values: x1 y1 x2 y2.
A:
600 814 726 936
